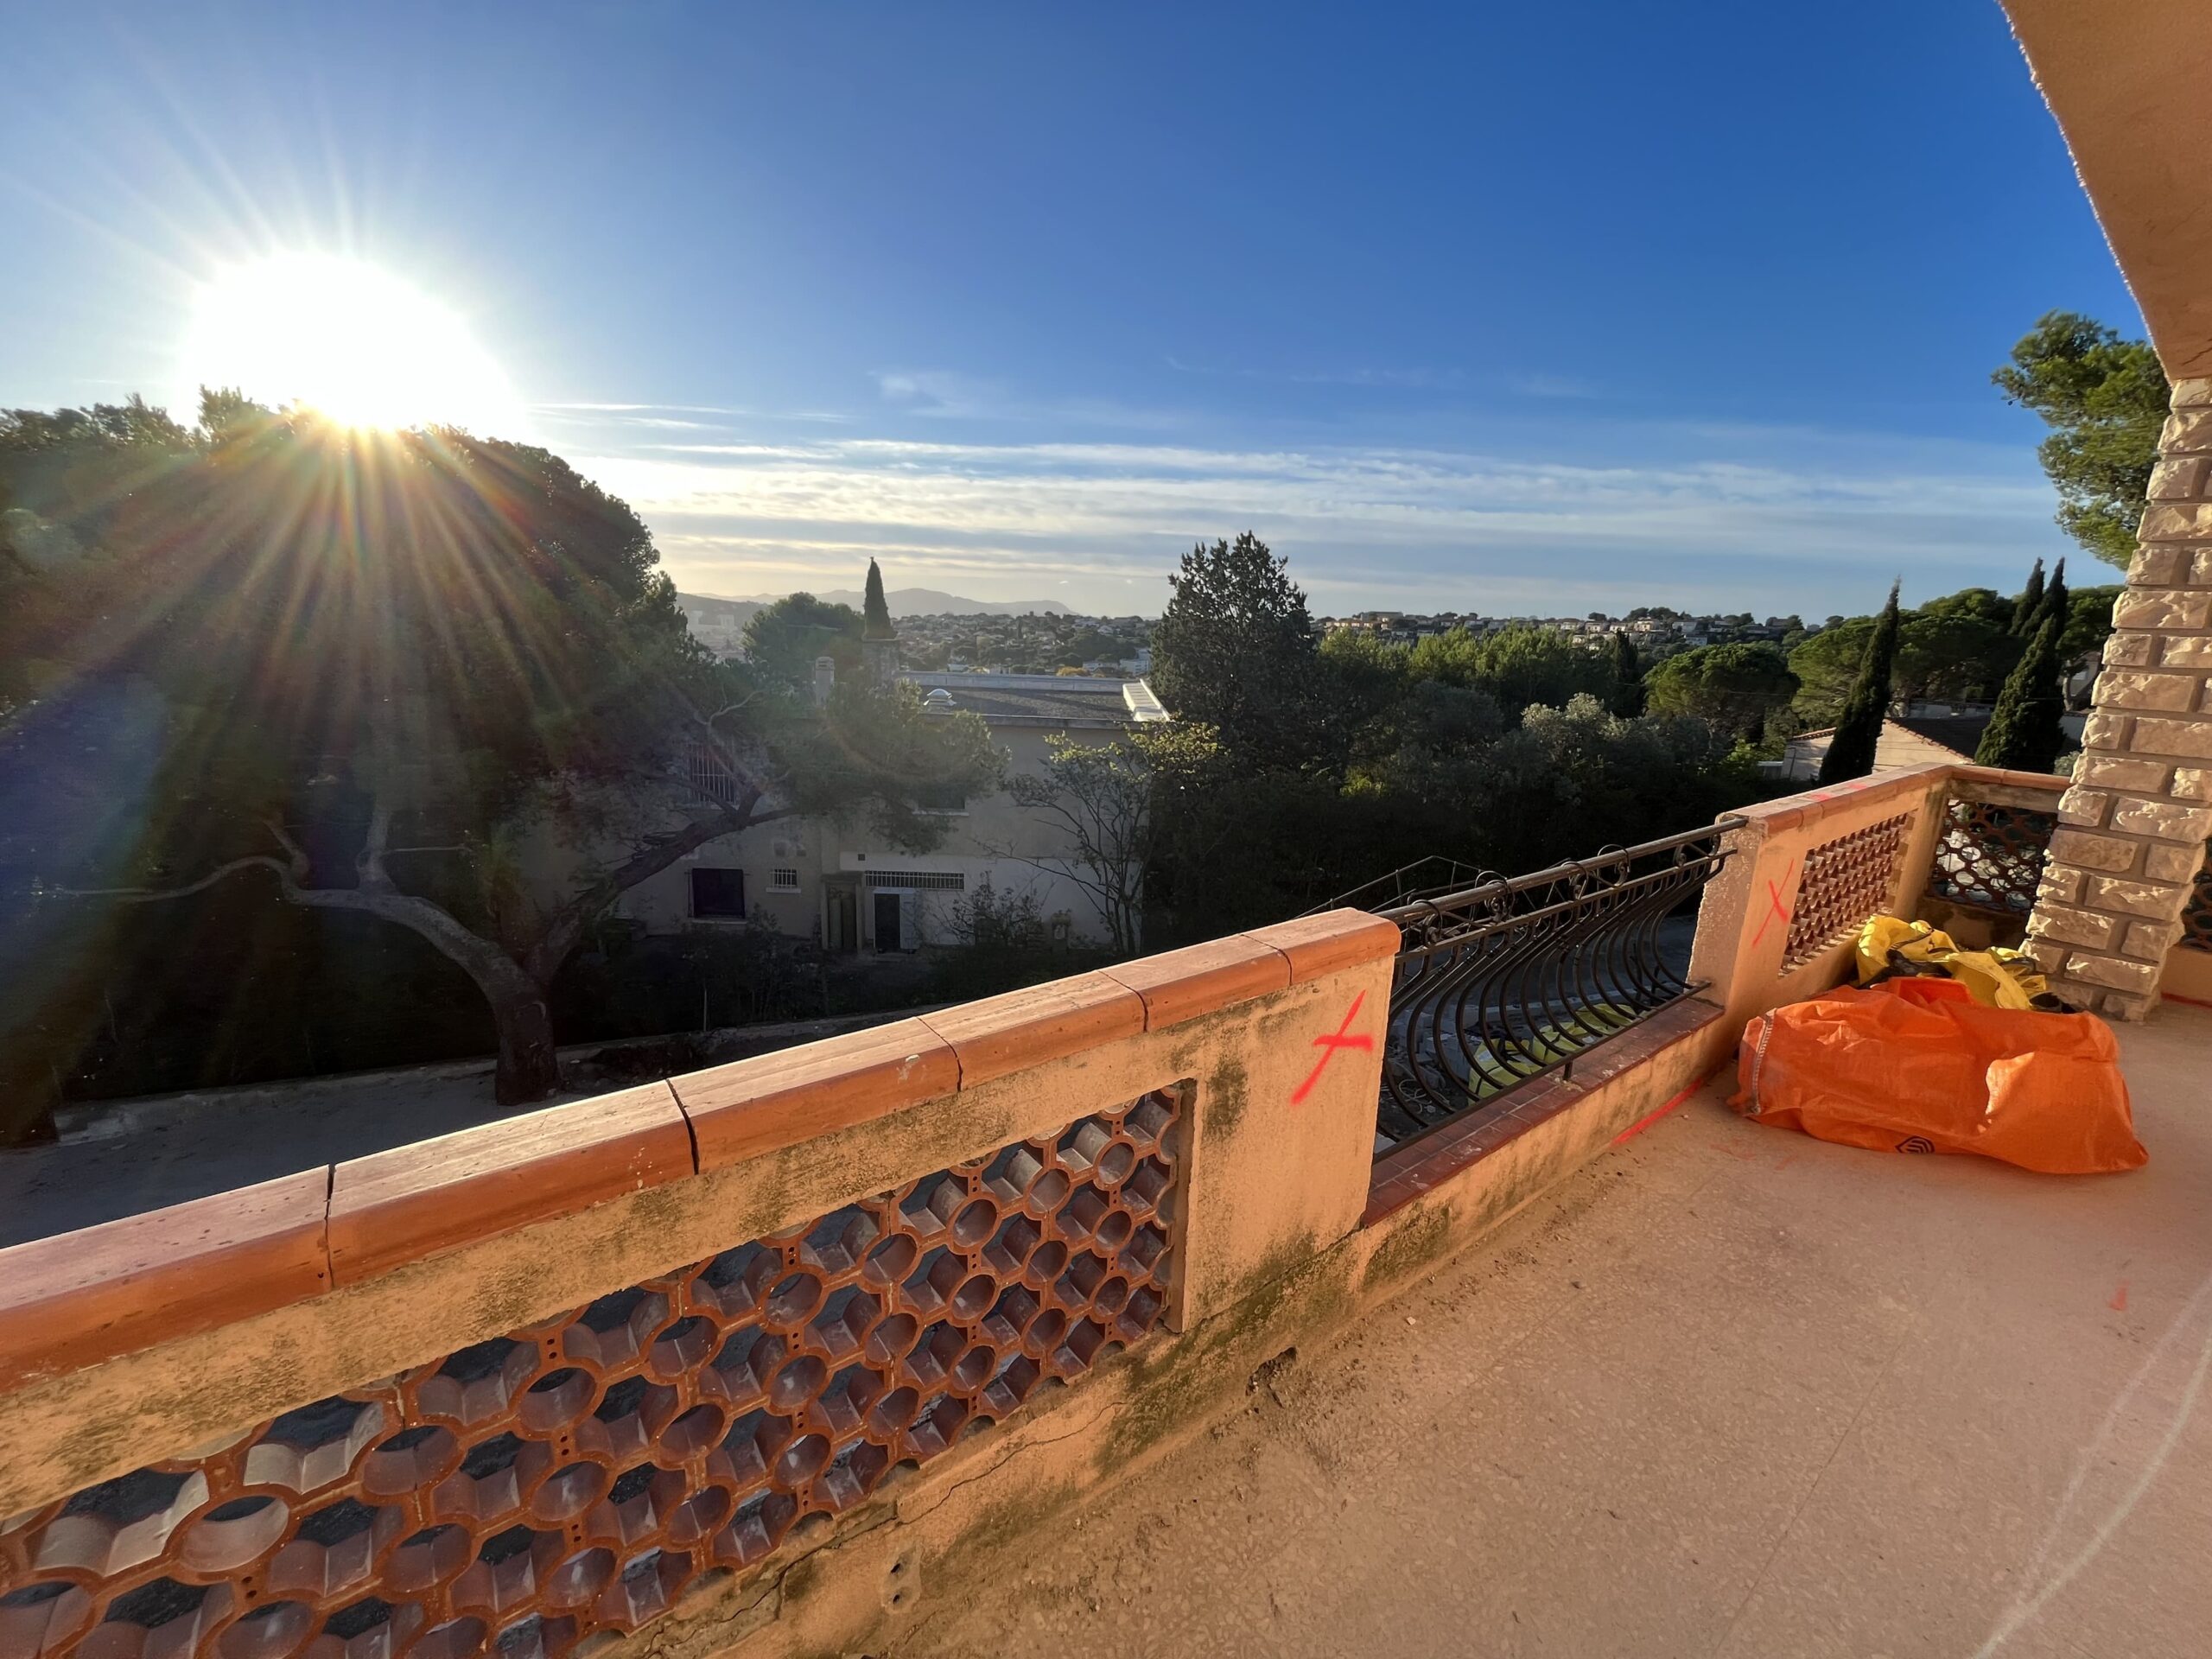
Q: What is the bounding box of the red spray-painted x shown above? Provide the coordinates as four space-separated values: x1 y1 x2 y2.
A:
1749 879 1792 949
1290 990 1376 1106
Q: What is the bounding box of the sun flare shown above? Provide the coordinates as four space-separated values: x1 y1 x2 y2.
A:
181 254 523 435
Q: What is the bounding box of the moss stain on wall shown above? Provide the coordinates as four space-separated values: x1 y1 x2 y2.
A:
1202 1055 1249 1141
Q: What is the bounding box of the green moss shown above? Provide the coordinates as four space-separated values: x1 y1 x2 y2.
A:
1097 1231 1357 1469
1203 1055 1249 1141
931 1473 1081 1584
779 1548 825 1608
1360 1199 1456 1293
466 1255 549 1335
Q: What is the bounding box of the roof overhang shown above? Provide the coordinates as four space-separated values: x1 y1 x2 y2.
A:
2002 0 2212 378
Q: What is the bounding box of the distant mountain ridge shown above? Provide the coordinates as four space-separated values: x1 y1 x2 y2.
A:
678 588 1072 621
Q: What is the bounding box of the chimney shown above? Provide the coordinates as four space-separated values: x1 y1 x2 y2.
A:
813 655 836 706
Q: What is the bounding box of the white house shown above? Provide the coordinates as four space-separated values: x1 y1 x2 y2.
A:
617 669 1167 953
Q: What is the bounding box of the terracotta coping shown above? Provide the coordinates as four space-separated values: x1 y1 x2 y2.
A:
671 1017 958 1173
915 971 1147 1087
1729 762 1955 834
0 1168 331 1393
1243 908 1404 983
1945 764 2069 793
1100 935 1293 1030
0 922 1400 1384
327 1082 692 1287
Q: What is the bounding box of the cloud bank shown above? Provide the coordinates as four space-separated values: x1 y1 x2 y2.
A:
569 423 2072 616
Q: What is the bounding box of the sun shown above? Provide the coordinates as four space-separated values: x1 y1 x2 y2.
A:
181 253 524 435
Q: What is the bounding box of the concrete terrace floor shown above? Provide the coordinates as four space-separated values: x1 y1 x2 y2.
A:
904 1001 2212 1659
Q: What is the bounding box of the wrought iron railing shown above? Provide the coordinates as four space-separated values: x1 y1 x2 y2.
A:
1369 822 1739 1149
1306 856 1491 917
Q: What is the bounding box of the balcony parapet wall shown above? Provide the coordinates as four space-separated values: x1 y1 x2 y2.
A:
3 763 2145 1659
1686 762 1958 1070
0 914 1399 1659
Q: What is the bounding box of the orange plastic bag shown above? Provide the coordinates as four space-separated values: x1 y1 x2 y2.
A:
1730 979 2145 1173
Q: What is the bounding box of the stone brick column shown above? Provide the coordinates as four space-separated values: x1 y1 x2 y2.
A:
2024 376 2212 1016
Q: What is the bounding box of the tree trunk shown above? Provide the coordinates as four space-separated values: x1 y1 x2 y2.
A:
82 791 801 1111
486 976 561 1104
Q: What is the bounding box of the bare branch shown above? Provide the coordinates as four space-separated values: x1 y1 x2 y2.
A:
261 817 312 881
357 791 397 890
528 793 797 980
695 692 765 729
60 855 295 904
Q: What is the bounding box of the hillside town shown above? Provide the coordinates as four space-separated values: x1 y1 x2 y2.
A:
683 593 1823 673
1318 607 1818 649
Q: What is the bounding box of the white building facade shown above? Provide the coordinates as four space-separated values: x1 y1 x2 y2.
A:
617 673 1168 954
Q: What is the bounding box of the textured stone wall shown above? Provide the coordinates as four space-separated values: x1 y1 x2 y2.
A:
2024 377 2212 1015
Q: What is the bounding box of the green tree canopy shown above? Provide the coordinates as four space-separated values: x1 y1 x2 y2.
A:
1642 643 1798 739
1608 632 1645 716
1149 531 1327 771
1316 627 1414 770
0 395 995 1127
1993 312 2170 569
1975 613 2069 774
1891 603 2018 705
742 591 865 690
1405 623 1616 715
861 556 894 639
2037 558 2070 641
2013 558 2045 633
2059 584 2122 666
1819 582 1902 783
1789 589 2028 723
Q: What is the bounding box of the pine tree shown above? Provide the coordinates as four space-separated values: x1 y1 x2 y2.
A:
1818 581 1902 783
862 557 895 639
2012 556 2045 634
1975 613 2068 772
1608 631 1644 716
1149 531 1333 772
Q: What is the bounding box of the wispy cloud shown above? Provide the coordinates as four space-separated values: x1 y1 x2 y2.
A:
1165 354 1471 391
1509 372 1603 400
566 428 2069 615
1164 357 1609 401
535 401 751 415
872 369 1185 432
531 402 855 430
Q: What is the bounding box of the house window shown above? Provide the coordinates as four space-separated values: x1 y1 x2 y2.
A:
686 744 742 806
866 871 965 891
690 868 746 918
914 780 969 813
771 868 801 892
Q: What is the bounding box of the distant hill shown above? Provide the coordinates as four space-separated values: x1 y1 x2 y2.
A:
679 588 1071 621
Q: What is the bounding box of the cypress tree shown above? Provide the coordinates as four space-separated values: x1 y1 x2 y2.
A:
2012 556 2045 634
2034 556 2069 639
1609 630 1644 716
1975 613 2068 772
1818 580 1902 783
861 557 895 639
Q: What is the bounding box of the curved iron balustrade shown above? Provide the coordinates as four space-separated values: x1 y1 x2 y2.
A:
1370 821 1741 1148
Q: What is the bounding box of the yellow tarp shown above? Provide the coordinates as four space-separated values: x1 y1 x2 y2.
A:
1853 914 2048 1011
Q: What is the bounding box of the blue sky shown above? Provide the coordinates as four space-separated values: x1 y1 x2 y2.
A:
0 2 2144 617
